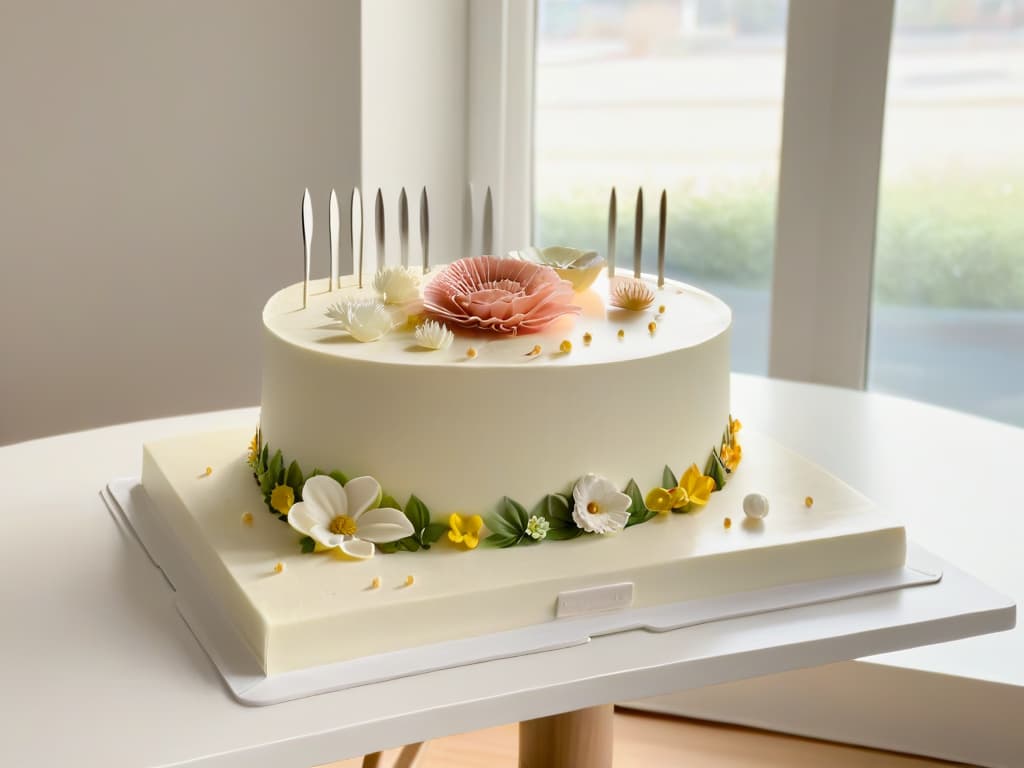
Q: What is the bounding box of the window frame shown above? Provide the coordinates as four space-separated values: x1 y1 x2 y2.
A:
486 0 898 390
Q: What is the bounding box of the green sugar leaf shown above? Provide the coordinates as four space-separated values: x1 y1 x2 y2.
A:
285 460 304 498
425 522 448 545
624 478 656 527
662 465 678 489
299 536 315 554
380 492 403 512
260 450 283 495
534 493 580 538
404 495 430 532
485 531 523 548
704 448 727 491
329 470 349 486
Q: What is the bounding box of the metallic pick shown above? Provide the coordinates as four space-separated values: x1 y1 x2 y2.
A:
374 188 385 275
607 187 617 279
301 188 313 308
420 187 430 274
633 187 643 279
657 189 667 288
329 189 339 291
350 187 363 288
463 183 474 258
398 187 409 268
483 186 494 254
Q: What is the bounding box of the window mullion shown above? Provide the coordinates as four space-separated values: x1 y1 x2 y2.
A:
769 0 894 389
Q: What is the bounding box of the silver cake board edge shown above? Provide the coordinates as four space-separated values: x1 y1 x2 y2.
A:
102 476 941 707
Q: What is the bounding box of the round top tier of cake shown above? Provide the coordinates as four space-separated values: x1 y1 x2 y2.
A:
263 271 731 368
259 268 733 518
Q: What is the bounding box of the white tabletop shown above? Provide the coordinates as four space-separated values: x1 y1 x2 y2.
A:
0 375 1016 768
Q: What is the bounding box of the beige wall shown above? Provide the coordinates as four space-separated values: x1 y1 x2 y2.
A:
361 0 468 273
0 1 362 444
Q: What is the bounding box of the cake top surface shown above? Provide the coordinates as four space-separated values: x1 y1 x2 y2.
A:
263 269 731 368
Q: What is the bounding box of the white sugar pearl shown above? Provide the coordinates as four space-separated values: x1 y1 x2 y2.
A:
743 493 769 520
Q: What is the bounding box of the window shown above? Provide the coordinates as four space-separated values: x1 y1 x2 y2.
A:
869 1 1024 426
534 0 788 374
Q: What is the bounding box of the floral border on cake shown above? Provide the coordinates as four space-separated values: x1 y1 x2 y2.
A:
246 417 743 560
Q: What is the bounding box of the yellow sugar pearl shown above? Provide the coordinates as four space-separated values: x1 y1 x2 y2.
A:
241 512 254 526
582 332 593 346
371 576 381 590
658 304 666 314
273 562 285 574
617 329 625 340
804 496 814 508
648 321 657 335
559 339 572 354
405 574 415 587
723 517 732 529
526 344 541 357
466 347 478 359
201 466 213 477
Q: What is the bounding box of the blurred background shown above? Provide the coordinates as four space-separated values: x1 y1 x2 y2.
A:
535 0 1024 426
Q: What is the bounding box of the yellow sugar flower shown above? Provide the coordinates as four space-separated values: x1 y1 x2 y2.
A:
645 487 674 514
448 512 484 550
729 415 742 438
270 483 295 515
720 441 743 472
645 485 691 514
678 464 715 507
247 429 261 468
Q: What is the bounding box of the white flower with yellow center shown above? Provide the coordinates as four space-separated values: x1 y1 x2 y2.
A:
373 265 422 305
571 473 631 534
325 300 394 342
414 319 454 351
287 475 413 559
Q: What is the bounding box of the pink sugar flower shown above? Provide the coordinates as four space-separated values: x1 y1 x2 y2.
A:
423 256 581 335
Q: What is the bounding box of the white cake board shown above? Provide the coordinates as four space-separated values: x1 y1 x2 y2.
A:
103 477 944 707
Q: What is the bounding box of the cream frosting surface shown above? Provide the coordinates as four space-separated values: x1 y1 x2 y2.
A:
142 428 906 675
259 273 734 517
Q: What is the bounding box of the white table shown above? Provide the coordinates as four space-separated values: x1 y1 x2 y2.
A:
635 375 1024 767
0 375 1015 768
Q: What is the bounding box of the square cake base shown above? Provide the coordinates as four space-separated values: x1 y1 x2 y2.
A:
139 429 908 678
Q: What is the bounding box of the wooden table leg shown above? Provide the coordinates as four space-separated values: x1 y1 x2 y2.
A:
361 752 382 768
518 704 614 768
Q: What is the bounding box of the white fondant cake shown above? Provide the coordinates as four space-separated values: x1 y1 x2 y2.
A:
260 272 730 515
138 255 907 677
142 428 905 675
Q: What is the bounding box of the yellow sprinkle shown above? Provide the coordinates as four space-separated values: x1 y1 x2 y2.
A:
658 304 666 314
241 512 254 526
200 466 213 477
559 339 572 354
273 562 285 574
724 517 732 529
526 344 541 357
405 574 415 587
617 329 625 340
648 321 657 335
466 347 478 359
805 496 814 508
582 331 592 346
371 576 381 590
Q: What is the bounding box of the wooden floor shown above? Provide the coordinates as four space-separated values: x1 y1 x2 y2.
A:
326 709 965 767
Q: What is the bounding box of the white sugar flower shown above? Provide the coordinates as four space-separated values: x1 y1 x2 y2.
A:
373 265 422 305
572 473 631 534
415 319 454 351
526 515 550 541
325 300 394 342
287 475 414 559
